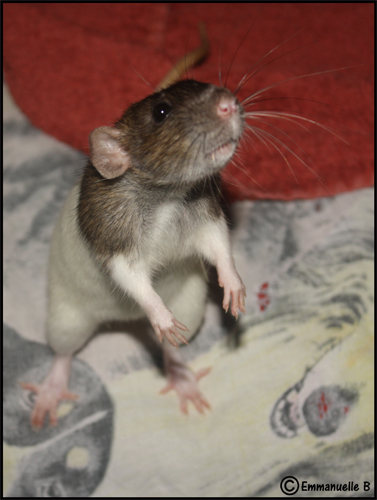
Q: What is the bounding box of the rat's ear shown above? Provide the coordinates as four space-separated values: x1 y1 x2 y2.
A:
89 126 131 179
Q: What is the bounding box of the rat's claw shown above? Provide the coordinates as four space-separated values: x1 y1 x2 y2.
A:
172 327 189 346
19 381 39 392
20 380 79 429
240 288 246 312
191 392 211 414
173 318 189 332
31 401 52 429
153 313 189 347
164 330 179 347
178 387 211 415
164 325 189 347
154 325 164 344
196 367 212 380
221 274 246 318
160 365 212 414
230 293 237 318
222 289 230 313
230 290 240 318
61 389 79 401
160 382 174 395
187 373 212 413
180 400 189 414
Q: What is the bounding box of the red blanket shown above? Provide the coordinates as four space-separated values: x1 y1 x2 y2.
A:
3 3 374 200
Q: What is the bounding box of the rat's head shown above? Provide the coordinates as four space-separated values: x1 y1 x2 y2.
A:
89 80 244 185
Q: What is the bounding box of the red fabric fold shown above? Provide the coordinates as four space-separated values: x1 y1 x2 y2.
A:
3 3 373 200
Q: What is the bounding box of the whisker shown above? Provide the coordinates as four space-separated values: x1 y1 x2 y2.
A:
213 173 227 204
245 115 314 165
234 12 331 94
224 7 261 89
246 105 370 137
220 173 245 190
218 43 223 87
202 170 207 199
225 165 266 192
246 95 341 111
231 155 267 191
244 123 272 151
241 65 362 106
184 27 191 80
245 123 328 188
235 39 321 95
131 67 156 92
245 110 311 132
247 125 300 184
246 110 349 144
240 127 263 155
186 131 206 171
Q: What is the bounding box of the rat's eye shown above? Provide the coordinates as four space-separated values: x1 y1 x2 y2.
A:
152 102 172 124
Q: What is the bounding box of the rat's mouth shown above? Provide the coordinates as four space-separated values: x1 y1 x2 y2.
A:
208 140 236 163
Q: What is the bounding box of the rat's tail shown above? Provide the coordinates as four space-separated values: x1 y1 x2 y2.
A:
157 23 209 90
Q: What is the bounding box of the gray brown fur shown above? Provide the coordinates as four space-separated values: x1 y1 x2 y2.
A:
114 80 243 184
78 79 244 269
78 167 223 268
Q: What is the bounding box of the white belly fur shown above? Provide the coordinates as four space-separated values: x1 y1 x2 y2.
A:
46 184 208 355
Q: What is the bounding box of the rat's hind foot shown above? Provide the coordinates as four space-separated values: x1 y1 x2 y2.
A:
20 381 78 429
161 344 211 414
160 367 211 414
20 355 78 429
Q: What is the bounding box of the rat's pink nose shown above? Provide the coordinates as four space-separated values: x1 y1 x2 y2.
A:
217 96 237 118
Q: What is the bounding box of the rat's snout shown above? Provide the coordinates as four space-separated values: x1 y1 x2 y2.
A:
217 95 238 118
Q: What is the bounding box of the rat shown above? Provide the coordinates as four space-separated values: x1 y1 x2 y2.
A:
20 29 247 428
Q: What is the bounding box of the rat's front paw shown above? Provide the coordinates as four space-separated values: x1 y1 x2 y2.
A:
151 309 189 347
160 367 211 414
20 381 78 429
219 272 246 319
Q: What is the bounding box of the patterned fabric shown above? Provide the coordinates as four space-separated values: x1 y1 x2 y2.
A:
3 82 374 497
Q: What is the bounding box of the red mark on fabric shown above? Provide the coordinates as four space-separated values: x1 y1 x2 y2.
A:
257 282 270 312
318 392 329 419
